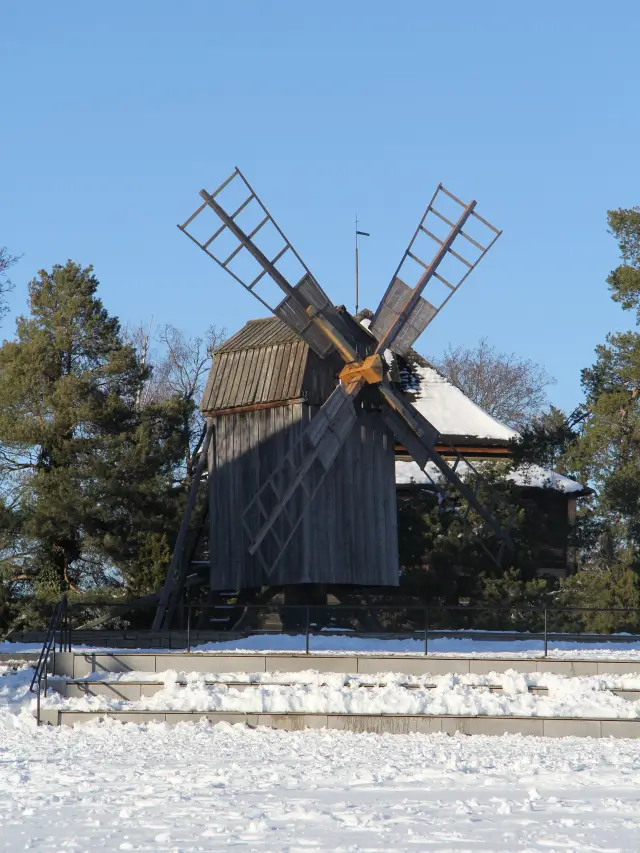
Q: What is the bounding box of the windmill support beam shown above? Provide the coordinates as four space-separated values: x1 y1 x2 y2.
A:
152 421 215 631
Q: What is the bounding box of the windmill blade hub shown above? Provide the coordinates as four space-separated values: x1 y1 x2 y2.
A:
339 353 385 387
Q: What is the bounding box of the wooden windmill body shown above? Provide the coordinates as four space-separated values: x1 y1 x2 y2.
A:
203 314 398 590
154 167 510 629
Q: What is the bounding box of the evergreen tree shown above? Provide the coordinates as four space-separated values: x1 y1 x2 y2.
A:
512 206 640 633
397 467 551 611
567 207 640 565
0 261 185 615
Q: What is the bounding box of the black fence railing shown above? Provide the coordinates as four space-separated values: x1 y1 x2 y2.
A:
22 600 640 657
29 595 72 725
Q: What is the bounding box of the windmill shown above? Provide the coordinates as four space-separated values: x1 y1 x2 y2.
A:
153 168 510 630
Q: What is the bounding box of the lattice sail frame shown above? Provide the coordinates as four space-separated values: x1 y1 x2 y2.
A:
178 167 351 360
371 184 502 355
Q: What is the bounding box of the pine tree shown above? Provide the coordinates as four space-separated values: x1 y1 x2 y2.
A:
397 468 549 612
0 261 185 615
567 208 640 564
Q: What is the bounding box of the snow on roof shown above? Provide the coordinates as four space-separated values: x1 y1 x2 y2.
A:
358 318 585 494
360 316 515 442
395 459 586 494
409 365 518 442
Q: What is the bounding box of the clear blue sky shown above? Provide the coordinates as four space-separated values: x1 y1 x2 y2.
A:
2 2 639 412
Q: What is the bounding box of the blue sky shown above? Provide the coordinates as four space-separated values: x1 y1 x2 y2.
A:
2 2 639 412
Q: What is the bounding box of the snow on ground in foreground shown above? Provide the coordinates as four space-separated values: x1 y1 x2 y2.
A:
3 715 640 851
3 670 640 850
38 668 640 718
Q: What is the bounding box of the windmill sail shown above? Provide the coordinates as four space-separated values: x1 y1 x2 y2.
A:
371 184 501 355
178 168 345 359
371 277 437 356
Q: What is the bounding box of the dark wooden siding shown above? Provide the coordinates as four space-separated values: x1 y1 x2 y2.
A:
519 489 570 571
208 403 399 589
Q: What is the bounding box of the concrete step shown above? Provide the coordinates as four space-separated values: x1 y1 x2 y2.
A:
36 708 640 738
53 651 640 679
50 678 640 702
0 652 39 664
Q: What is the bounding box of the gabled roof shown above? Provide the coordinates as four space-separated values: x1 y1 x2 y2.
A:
202 311 374 414
407 364 518 444
393 355 588 496
356 317 586 495
202 337 309 413
202 318 310 412
359 315 518 445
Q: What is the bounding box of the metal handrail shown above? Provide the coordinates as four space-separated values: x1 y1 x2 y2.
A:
30 595 69 726
20 599 640 660
176 602 640 654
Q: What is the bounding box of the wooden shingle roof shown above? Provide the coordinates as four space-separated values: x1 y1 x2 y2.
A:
217 317 300 352
202 335 309 413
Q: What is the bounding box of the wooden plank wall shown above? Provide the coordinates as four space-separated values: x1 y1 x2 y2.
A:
208 404 399 589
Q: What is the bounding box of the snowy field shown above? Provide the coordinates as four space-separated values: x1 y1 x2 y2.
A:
3 667 640 850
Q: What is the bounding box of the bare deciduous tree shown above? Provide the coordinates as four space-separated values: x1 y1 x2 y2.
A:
125 322 227 484
430 337 556 429
156 324 225 402
124 319 167 410
156 323 226 484
0 246 18 325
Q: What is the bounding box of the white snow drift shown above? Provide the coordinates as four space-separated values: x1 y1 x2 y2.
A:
37 667 640 719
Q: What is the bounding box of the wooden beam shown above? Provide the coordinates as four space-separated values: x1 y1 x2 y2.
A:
152 422 214 631
395 444 512 458
203 397 305 417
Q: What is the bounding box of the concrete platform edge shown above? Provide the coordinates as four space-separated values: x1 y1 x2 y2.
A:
38 709 640 738
51 651 640 678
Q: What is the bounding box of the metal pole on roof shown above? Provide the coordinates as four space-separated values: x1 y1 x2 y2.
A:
355 215 369 316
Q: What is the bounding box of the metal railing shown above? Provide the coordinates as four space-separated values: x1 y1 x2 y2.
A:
30 595 71 726
178 603 640 655
22 600 640 660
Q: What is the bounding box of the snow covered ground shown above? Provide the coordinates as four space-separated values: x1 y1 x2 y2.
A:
35 668 640 719
4 667 640 851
